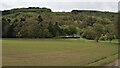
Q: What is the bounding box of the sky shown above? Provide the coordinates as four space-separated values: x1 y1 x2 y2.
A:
0 0 119 12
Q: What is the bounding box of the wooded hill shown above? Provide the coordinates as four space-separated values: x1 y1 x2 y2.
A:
2 7 118 42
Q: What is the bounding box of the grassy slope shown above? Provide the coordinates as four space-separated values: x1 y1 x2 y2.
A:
87 54 118 66
2 39 118 66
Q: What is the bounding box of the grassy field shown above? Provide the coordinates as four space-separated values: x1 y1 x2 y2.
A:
2 39 118 66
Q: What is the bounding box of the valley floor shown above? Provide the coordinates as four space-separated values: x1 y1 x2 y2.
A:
2 39 118 66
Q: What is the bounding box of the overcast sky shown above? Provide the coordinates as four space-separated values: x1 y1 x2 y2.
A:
0 0 119 12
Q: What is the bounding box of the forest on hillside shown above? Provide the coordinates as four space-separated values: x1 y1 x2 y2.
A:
1 7 118 42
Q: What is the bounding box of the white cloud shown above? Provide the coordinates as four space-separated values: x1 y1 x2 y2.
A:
1 0 120 2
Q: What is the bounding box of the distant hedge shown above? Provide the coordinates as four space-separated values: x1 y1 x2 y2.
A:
2 7 52 15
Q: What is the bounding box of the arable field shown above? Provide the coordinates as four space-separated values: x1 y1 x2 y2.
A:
2 39 118 66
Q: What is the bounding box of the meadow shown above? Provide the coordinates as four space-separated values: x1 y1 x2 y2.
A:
2 39 118 66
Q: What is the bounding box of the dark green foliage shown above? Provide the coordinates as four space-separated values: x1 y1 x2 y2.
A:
37 15 43 22
48 22 55 37
2 18 15 38
2 18 9 37
54 22 61 36
2 8 118 42
82 26 95 40
93 23 104 42
105 24 116 42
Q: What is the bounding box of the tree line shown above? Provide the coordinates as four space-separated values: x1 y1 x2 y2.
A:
2 7 118 42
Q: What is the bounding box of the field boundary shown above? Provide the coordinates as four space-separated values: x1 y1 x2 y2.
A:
87 54 118 66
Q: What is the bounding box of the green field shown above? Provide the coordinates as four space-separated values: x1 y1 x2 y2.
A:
2 39 118 66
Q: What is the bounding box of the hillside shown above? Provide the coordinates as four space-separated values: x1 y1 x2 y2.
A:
2 7 118 42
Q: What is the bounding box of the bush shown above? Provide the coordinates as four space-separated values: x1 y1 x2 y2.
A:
99 35 107 41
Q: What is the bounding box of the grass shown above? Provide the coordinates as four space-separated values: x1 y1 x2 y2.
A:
87 54 118 66
2 38 118 66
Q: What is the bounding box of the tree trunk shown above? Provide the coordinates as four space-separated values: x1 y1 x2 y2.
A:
95 37 99 42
